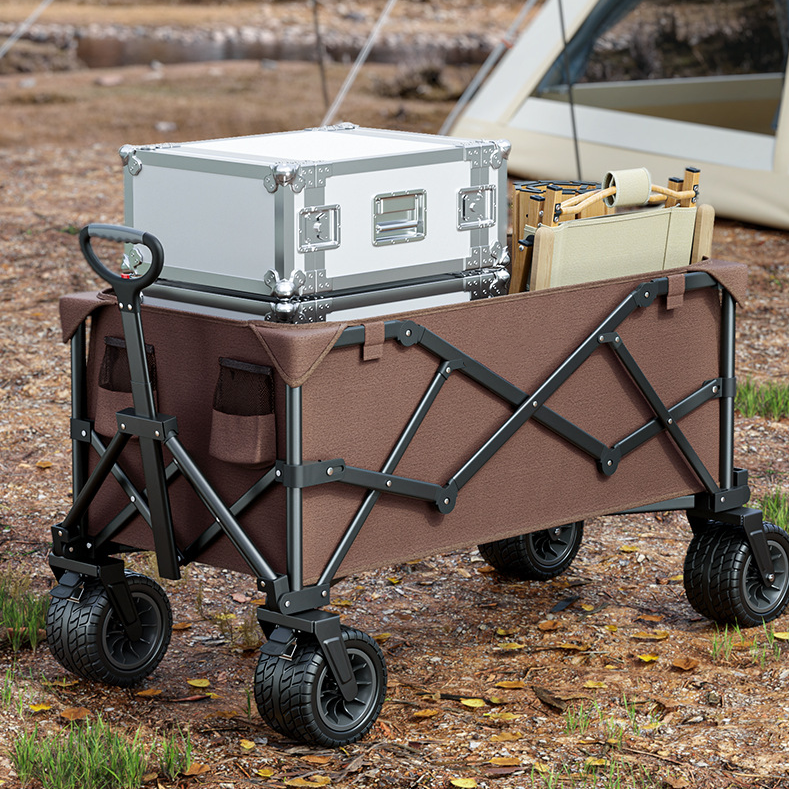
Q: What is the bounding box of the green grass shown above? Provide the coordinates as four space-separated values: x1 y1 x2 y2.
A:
12 717 151 789
761 490 789 531
710 625 735 662
0 566 49 652
157 726 193 781
736 378 789 421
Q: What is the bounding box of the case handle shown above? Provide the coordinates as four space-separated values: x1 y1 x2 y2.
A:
79 223 164 300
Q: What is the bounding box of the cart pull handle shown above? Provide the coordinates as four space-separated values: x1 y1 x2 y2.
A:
79 223 164 299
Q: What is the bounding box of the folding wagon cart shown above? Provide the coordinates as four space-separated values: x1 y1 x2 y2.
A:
45 140 789 748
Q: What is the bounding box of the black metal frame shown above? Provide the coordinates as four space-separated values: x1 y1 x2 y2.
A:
50 264 774 700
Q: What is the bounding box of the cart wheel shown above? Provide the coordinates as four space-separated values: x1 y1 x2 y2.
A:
46 572 172 686
254 626 387 747
684 522 789 626
478 521 583 580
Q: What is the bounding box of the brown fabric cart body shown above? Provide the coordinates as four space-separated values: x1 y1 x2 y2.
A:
60 259 744 585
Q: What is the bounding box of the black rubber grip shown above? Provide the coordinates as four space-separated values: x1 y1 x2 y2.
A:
79 223 164 293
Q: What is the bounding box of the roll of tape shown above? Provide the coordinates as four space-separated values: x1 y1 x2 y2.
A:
602 168 652 208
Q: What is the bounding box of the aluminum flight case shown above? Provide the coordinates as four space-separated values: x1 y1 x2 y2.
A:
120 124 512 322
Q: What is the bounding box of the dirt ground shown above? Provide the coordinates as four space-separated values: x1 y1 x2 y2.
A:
1 9 789 788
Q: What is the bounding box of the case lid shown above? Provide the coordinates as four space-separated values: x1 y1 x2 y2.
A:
158 127 461 165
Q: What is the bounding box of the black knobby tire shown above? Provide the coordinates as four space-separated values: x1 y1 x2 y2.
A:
254 626 387 747
683 523 728 621
478 521 584 580
684 522 789 627
46 572 172 686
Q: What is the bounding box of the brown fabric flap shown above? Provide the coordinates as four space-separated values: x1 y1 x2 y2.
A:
666 273 686 310
249 320 349 388
362 322 386 361
60 291 116 343
691 258 747 306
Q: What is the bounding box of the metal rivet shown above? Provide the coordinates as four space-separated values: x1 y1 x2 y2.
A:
322 590 327 597
644 291 650 298
667 418 673 425
532 400 538 407
599 335 605 342
615 337 620 343
68 546 74 552
58 530 63 537
607 460 613 467
405 329 412 337
86 542 92 549
720 496 725 503
130 496 135 503
154 430 160 437
712 385 719 393
386 480 392 487
768 573 776 584
326 467 334 476
444 497 450 505
120 423 126 430
119 302 124 309
446 367 451 374
81 430 87 437
128 305 133 311
284 600 290 608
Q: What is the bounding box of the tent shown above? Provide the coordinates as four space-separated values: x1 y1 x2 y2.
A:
448 0 789 230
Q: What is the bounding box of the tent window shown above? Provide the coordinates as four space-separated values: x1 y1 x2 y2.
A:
536 0 789 136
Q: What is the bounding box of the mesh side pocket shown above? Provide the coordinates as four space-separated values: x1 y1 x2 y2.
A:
99 336 157 393
209 358 276 467
95 336 158 437
213 358 274 416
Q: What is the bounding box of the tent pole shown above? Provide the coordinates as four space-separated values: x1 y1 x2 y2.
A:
557 0 582 181
439 0 540 137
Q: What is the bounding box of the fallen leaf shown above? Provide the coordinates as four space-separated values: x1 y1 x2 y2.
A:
620 545 639 552
182 763 210 776
532 761 551 774
604 625 618 633
532 686 567 712
631 631 669 641
35 460 53 469
49 678 79 688
586 757 609 768
477 565 496 573
669 574 684 582
231 593 249 603
495 680 526 689
284 778 330 788
490 731 523 742
637 654 660 663
489 697 507 705
485 712 520 721
187 678 210 688
556 642 590 651
240 739 255 751
29 703 51 712
141 772 158 782
636 614 664 622
773 632 789 641
386 577 401 585
450 780 478 788
671 657 699 671
497 642 525 651
584 681 606 689
136 688 162 697
302 756 332 765
496 627 517 636
333 599 353 607
490 757 520 766
460 698 486 708
551 595 579 612
538 620 561 631
171 695 212 703
257 769 275 778
581 603 595 612
413 709 441 718
172 622 192 631
61 706 90 721
373 633 391 644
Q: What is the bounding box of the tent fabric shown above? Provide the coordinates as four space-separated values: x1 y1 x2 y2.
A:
450 0 789 230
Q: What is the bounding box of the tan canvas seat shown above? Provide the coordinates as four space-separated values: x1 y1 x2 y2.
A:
511 167 715 292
